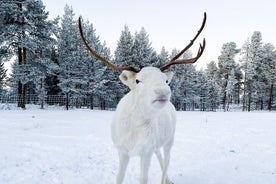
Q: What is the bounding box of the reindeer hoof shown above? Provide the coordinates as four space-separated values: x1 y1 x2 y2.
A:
165 178 173 184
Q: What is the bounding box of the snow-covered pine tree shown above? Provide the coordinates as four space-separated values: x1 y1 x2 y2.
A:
196 70 210 111
0 0 56 108
58 5 80 109
114 25 135 98
114 25 134 66
96 44 118 109
27 56 58 109
205 61 221 111
217 42 240 111
240 38 251 111
91 41 114 110
208 80 221 111
169 49 198 110
78 21 114 109
262 43 276 111
226 69 238 110
74 20 95 108
205 61 219 81
45 46 61 96
249 31 265 110
241 32 271 111
156 47 169 68
58 7 113 109
77 21 98 109
132 27 154 68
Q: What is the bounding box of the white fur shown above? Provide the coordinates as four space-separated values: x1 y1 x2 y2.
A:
111 67 176 184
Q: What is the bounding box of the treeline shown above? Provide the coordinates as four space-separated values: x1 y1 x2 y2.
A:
0 0 275 111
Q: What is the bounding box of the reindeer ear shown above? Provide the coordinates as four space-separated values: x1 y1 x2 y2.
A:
165 71 174 84
119 71 137 89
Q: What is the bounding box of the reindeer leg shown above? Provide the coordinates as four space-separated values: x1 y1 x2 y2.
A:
116 151 129 184
161 145 173 184
155 149 164 170
140 152 153 184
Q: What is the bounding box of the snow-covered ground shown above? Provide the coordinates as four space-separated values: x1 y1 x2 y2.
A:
0 109 275 184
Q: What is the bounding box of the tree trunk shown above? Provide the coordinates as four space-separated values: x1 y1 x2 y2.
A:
40 78 44 109
223 81 228 112
248 92 251 112
268 84 273 111
237 83 240 105
21 47 27 109
223 91 227 112
242 85 246 111
90 94 93 110
17 3 27 109
17 47 24 108
66 93 69 110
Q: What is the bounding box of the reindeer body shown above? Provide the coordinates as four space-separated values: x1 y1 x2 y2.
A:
111 67 176 184
112 95 176 157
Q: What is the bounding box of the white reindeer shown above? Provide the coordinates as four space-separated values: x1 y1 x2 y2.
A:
78 12 206 184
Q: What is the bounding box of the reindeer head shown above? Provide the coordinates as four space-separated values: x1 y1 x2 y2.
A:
119 67 174 109
78 13 206 110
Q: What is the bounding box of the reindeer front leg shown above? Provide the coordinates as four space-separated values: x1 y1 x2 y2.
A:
140 152 153 184
161 145 173 184
155 150 172 184
116 151 129 184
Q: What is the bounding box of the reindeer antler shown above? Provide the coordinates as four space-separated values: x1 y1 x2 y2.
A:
79 13 206 73
160 12 207 71
78 17 140 73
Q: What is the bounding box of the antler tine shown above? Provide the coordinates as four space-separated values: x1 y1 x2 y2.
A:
160 12 207 71
78 17 139 73
161 39 206 71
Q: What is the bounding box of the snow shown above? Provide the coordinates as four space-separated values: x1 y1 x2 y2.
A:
0 109 275 184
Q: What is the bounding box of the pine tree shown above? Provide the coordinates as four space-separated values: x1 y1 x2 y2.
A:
249 31 265 110
0 0 56 108
45 46 61 96
205 61 221 110
217 42 240 111
91 41 113 110
79 22 113 109
208 80 221 111
262 43 276 111
205 61 219 81
169 49 198 110
132 27 154 68
225 69 238 110
240 32 271 111
29 57 58 108
240 38 251 111
114 25 135 98
114 25 134 67
156 47 169 67
196 70 210 111
58 5 80 109
58 6 113 109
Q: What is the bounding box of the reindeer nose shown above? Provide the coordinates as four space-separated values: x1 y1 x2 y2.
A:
154 88 170 96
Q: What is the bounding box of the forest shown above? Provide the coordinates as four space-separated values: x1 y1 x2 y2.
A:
0 0 275 111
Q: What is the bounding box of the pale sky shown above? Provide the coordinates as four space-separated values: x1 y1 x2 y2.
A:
43 0 276 68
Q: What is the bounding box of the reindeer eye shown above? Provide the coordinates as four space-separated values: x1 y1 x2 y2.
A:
166 80 169 83
136 79 140 84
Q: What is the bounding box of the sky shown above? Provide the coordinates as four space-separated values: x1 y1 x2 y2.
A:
42 0 276 69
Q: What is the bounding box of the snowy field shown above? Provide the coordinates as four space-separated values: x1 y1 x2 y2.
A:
0 108 275 184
